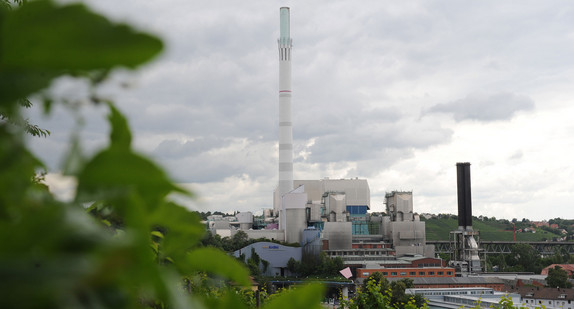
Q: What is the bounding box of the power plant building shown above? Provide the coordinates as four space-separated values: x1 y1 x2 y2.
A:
205 7 448 278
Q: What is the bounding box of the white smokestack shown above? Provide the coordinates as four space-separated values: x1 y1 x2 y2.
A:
277 7 293 198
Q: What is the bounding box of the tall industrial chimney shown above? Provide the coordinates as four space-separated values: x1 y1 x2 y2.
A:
277 7 294 198
452 162 481 274
456 162 473 231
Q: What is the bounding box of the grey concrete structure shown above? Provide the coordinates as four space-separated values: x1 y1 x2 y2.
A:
324 222 352 250
244 229 285 242
236 212 253 230
385 191 434 257
294 178 370 208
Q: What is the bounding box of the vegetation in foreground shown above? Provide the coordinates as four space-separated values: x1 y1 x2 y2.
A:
0 0 324 308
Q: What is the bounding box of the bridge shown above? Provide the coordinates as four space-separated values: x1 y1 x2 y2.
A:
428 240 574 256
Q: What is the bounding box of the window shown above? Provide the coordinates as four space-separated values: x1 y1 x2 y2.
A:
447 271 452 275
363 272 369 276
438 271 444 276
419 272 425 276
428 271 435 276
400 272 407 276
382 272 388 276
391 272 397 276
409 272 416 276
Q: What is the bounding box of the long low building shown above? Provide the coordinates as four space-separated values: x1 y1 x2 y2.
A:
406 287 521 309
392 277 506 291
357 266 455 280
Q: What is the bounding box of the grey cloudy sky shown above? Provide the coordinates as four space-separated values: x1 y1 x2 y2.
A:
27 0 574 220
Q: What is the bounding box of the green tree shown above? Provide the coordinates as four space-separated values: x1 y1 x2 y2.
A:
232 230 250 250
0 1 324 308
507 243 540 273
546 266 572 288
287 257 299 274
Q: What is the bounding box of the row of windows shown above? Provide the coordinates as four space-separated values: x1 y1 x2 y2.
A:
418 290 491 296
327 250 391 256
362 271 453 277
415 263 442 267
346 205 368 215
353 244 384 249
524 299 572 305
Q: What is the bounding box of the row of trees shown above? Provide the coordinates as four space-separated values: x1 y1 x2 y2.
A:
201 230 300 253
486 244 574 274
286 252 345 278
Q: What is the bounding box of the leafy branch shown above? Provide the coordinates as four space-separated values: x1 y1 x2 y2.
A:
0 1 324 308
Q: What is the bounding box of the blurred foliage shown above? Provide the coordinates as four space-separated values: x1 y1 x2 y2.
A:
0 0 323 308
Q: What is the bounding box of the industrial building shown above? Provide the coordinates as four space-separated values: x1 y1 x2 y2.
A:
357 266 455 280
202 7 458 281
406 287 520 308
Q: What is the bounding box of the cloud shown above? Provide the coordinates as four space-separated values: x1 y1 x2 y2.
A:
150 138 277 183
425 92 535 122
153 137 228 159
23 0 574 220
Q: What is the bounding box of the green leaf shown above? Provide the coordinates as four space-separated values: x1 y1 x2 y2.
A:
149 202 204 260
151 230 164 239
0 126 44 213
1 0 163 70
263 283 325 309
75 149 186 207
61 132 85 176
107 102 131 150
75 104 188 208
0 0 163 106
184 248 251 286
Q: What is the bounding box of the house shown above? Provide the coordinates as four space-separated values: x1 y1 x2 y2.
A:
504 286 574 309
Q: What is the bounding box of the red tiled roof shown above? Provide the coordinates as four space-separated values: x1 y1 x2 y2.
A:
505 286 574 301
540 264 574 276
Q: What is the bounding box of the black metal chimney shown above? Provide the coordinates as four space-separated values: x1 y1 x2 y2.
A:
456 162 472 230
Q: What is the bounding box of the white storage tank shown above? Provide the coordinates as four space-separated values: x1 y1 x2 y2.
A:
285 208 306 243
236 212 253 230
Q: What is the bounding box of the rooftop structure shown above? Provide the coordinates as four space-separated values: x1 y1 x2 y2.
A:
541 264 574 277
